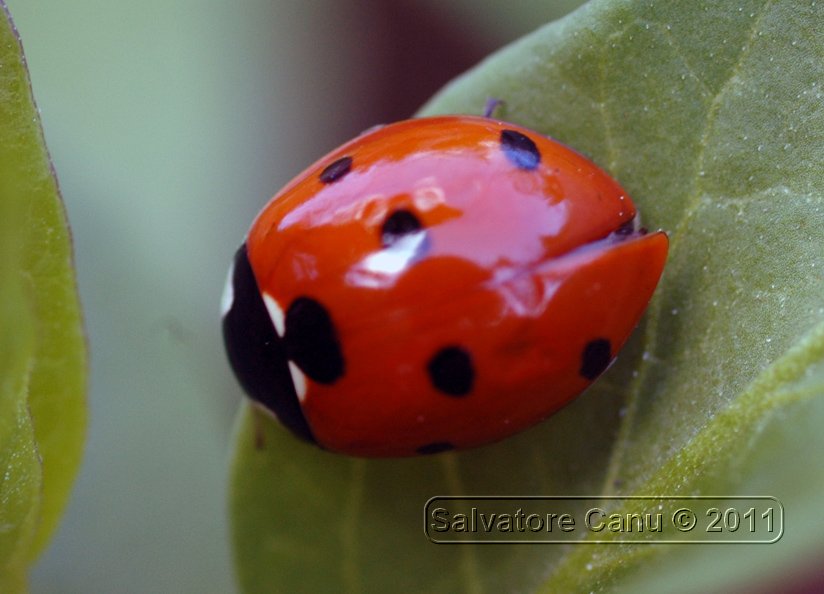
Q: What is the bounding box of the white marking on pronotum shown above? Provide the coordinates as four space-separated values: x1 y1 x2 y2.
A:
262 293 286 337
288 361 307 403
220 263 235 316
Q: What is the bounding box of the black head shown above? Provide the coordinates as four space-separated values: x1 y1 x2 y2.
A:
221 244 316 444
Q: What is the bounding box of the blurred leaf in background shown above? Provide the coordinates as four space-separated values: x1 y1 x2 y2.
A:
232 0 824 593
419 0 584 45
5 0 534 592
1 3 87 592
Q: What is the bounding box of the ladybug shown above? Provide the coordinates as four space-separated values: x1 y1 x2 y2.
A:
222 115 668 457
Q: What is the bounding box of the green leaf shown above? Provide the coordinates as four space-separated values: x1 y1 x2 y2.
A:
230 1 824 592
0 2 87 588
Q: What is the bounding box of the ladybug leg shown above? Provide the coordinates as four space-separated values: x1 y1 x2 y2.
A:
483 97 505 118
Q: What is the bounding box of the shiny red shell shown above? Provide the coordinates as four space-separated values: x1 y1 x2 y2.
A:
227 115 668 457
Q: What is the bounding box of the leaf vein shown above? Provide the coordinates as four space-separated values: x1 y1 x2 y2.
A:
440 454 484 594
340 459 366 594
652 21 713 95
599 0 775 495
667 0 774 256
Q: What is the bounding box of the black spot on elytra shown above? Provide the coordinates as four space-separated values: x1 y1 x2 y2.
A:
428 346 474 396
580 338 612 380
416 442 455 455
284 297 345 384
319 156 352 184
500 129 541 170
221 244 315 444
381 209 423 247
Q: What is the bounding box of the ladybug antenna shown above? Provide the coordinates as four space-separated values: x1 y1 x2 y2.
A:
483 97 505 119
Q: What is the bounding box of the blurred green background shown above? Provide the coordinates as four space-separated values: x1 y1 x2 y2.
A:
5 1 581 591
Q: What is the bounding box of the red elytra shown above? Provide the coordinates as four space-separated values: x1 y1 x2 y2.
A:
222 115 668 457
